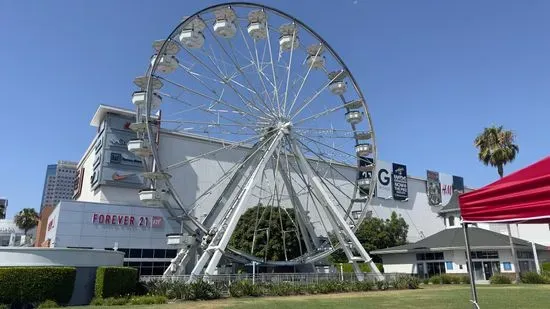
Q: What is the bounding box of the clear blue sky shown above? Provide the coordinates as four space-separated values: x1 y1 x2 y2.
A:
1 0 549 218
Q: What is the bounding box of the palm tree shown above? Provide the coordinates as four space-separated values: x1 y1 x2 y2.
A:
14 208 39 238
474 125 520 282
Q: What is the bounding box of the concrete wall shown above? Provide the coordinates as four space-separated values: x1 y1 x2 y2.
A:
45 201 180 250
76 125 451 243
0 247 123 305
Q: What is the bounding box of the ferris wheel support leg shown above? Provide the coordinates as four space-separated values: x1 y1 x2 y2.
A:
191 132 285 278
289 135 384 282
278 162 320 253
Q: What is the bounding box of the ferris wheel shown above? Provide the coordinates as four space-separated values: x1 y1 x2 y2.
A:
129 2 382 281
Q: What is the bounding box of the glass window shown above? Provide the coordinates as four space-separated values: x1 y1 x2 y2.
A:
426 253 435 260
129 249 142 258
142 249 154 258
119 248 129 257
154 249 166 259
517 251 534 259
166 249 177 258
448 216 455 227
445 261 453 270
416 253 425 261
434 252 444 260
503 262 512 271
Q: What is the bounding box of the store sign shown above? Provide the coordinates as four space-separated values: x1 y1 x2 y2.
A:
47 217 55 231
358 157 373 197
391 163 408 201
439 173 454 206
426 170 442 206
376 160 392 199
453 176 465 193
92 213 163 228
0 227 16 234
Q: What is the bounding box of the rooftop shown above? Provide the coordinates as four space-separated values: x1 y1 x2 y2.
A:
371 227 547 255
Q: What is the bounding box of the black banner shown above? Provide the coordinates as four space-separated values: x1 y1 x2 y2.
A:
427 170 442 206
392 163 408 200
453 176 465 193
358 157 373 197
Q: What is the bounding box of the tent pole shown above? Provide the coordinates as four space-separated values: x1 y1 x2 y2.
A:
463 223 479 309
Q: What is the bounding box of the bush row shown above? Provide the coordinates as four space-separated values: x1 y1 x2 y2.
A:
521 271 550 284
143 275 419 300
489 274 512 284
90 295 167 306
426 274 470 285
0 267 76 306
143 279 222 300
95 267 138 298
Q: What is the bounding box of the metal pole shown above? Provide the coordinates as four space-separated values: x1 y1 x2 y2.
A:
252 262 256 285
340 263 344 281
532 242 541 274
463 223 478 309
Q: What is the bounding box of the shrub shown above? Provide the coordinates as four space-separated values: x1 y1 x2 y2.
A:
422 278 430 285
37 300 60 308
189 279 221 300
0 267 76 305
450 276 462 284
0 304 7 309
460 275 471 284
229 280 263 297
521 272 547 284
392 275 420 290
542 262 550 273
430 275 442 284
375 279 389 290
128 295 167 305
489 274 512 284
95 267 137 298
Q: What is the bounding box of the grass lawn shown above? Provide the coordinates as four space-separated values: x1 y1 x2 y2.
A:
81 285 550 309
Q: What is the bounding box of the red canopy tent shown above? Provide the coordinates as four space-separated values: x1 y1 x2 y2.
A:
459 156 550 223
458 156 550 308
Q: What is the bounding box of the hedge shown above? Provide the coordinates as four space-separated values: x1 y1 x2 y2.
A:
95 267 138 298
0 267 76 305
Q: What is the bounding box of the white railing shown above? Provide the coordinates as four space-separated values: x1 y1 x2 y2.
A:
141 272 401 284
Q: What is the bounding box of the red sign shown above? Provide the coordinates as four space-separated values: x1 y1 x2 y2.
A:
92 213 163 228
47 217 55 231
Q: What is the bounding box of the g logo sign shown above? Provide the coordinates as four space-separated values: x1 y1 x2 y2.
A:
378 169 390 186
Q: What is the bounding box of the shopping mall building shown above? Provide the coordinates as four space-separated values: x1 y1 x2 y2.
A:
35 105 550 276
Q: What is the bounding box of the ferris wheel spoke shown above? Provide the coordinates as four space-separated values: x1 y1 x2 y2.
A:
187 133 279 214
156 75 270 122
173 40 272 119
264 17 282 117
200 17 279 119
290 71 346 121
295 132 359 163
286 45 322 117
158 91 261 131
240 25 278 114
162 130 269 171
281 28 297 116
292 102 349 127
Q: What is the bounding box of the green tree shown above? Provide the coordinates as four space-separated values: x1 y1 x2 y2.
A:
14 208 39 236
330 211 409 263
230 205 305 261
474 125 520 282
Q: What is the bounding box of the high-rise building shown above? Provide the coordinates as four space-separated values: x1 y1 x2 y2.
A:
40 161 78 211
0 198 7 219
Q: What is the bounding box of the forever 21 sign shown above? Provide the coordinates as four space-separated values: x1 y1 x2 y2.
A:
92 213 163 228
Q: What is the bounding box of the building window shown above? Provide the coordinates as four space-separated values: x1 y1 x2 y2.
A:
470 251 499 259
502 262 512 271
416 252 444 261
153 249 166 259
445 261 453 270
351 211 361 220
142 249 154 258
517 251 534 259
129 248 142 258
448 216 455 227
